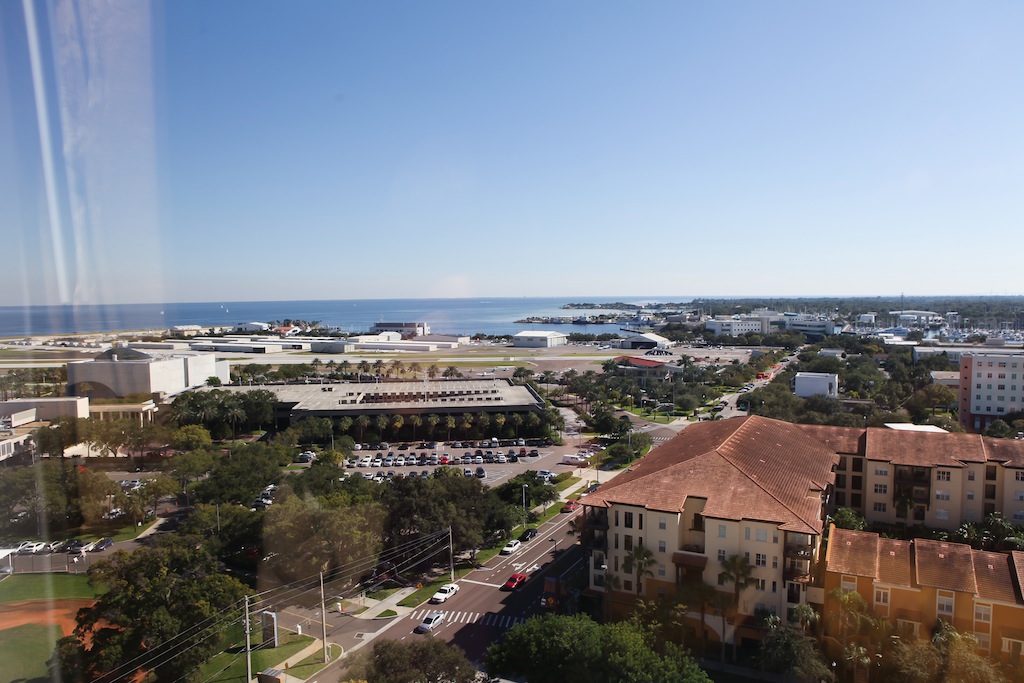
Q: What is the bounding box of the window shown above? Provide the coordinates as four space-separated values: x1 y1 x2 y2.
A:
1016 492 1024 502
873 502 887 512
658 540 667 553
968 471 976 481
657 564 666 577
624 579 633 592
754 578 766 591
756 528 767 543
614 534 619 550
773 531 779 544
937 593 954 617
975 604 992 623
936 509 949 520
967 490 975 500
624 511 634 529
874 484 887 494
773 555 779 568
874 588 889 605
1016 471 1024 482
1014 511 1024 523
624 534 633 551
875 467 888 477
976 633 991 651
936 470 951 482
852 458 863 472
744 527 751 541
772 580 777 593
718 572 727 586
756 553 767 567
841 576 857 593
718 549 726 563
836 474 847 489
658 516 666 530
936 490 950 501
718 524 727 538
614 510 619 526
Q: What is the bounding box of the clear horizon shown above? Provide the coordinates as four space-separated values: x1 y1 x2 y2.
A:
2 2 1022 306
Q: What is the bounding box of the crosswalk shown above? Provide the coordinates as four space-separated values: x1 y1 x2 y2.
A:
407 608 527 630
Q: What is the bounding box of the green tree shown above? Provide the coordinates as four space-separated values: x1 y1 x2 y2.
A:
349 638 478 683
759 614 834 682
170 424 213 452
50 535 249 683
623 542 656 595
443 365 462 379
205 375 222 387
831 507 867 531
427 364 440 379
484 614 711 683
409 414 423 438
720 554 754 660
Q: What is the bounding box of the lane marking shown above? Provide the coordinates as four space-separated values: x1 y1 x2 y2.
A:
460 578 503 588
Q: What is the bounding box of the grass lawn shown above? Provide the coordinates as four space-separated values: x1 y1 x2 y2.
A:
199 632 314 683
365 587 400 601
376 608 397 618
554 476 581 492
0 573 98 603
0 623 61 682
286 643 342 679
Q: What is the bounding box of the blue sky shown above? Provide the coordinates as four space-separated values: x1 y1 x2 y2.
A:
2 1 1022 306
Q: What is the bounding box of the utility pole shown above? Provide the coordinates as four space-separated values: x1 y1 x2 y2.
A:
320 572 329 663
243 595 252 683
448 526 455 582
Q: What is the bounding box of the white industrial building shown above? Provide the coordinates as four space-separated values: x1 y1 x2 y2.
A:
512 331 568 348
233 322 272 332
372 321 430 337
66 347 230 399
705 318 764 336
793 372 839 398
0 397 90 425
958 351 1024 432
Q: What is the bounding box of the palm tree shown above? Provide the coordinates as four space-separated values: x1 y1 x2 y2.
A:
445 415 456 440
409 362 422 378
357 361 370 381
389 360 405 378
372 360 385 378
426 413 440 437
681 580 720 654
721 554 754 661
602 573 622 623
476 412 490 437
510 413 524 436
339 360 352 377
391 414 404 437
622 542 656 595
311 358 322 375
827 587 870 648
409 414 423 439
375 414 390 437
494 413 507 435
355 415 370 440
427 364 440 380
443 365 462 379
711 590 733 662
221 394 246 439
460 413 474 437
792 602 820 636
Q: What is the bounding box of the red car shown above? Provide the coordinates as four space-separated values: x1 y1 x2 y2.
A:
503 573 527 590
561 499 580 513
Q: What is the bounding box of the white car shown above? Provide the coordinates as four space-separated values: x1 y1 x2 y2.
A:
415 612 445 633
501 539 521 555
20 541 47 554
429 583 460 604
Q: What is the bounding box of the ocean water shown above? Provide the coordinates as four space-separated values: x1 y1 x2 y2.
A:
0 297 679 338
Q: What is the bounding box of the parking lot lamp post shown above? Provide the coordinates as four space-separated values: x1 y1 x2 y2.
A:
522 484 529 518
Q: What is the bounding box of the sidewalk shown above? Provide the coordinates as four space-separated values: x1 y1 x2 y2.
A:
346 585 419 620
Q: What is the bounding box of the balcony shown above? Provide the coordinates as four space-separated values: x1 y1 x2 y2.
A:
785 566 811 582
784 543 813 560
583 511 609 530
787 585 801 604
680 541 706 554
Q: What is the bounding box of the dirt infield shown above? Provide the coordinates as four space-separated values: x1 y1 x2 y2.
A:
0 598 94 637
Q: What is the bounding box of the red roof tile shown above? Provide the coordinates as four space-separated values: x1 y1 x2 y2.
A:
973 550 1019 603
877 538 914 587
585 416 837 535
914 539 977 593
826 527 879 578
796 425 866 455
865 429 987 467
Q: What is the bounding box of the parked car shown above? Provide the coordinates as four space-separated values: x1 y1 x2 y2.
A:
429 583 460 604
520 528 538 542
561 500 581 513
415 612 445 633
503 573 527 590
92 538 114 552
463 468 474 477
475 467 486 478
501 539 521 555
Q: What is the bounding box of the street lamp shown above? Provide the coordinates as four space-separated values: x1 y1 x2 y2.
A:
522 484 529 518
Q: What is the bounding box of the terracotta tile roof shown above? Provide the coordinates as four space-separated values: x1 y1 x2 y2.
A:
865 429 988 466
981 438 1024 467
613 356 667 368
584 416 837 535
877 538 914 587
914 539 977 593
796 425 866 455
1012 552 1024 598
826 527 879 578
973 550 1019 603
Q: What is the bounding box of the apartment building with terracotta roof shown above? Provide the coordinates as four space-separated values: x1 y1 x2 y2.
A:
825 526 1024 664
809 424 1024 530
580 414 1024 648
580 415 838 646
